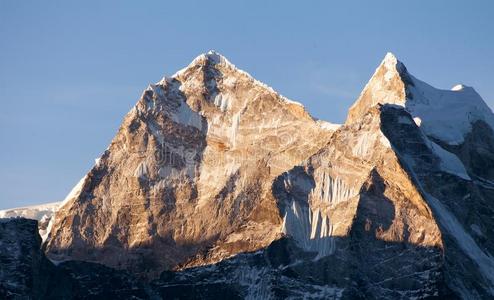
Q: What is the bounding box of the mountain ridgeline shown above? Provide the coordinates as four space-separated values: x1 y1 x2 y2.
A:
2 51 494 299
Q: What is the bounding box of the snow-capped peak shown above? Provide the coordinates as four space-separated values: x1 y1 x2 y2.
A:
204 49 227 64
348 52 494 145
168 50 234 80
156 51 306 109
451 84 466 91
380 52 407 75
346 52 408 123
382 52 398 67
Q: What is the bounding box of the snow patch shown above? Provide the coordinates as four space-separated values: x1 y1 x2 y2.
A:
171 100 203 130
281 201 335 258
413 117 422 126
383 53 399 82
310 173 358 206
429 141 471 180
148 121 165 145
451 84 465 91
222 76 237 88
230 112 241 148
213 93 231 112
316 120 341 131
134 161 149 179
60 175 88 209
280 171 346 258
0 202 60 220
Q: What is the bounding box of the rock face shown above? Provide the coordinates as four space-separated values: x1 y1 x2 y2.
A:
3 51 494 299
44 51 335 278
0 218 55 299
0 218 151 299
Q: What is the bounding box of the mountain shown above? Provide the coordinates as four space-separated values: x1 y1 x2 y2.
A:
43 51 336 278
2 51 494 299
345 53 494 298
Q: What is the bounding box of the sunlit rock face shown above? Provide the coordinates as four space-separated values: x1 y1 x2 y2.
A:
43 51 335 278
273 105 447 299
17 51 493 298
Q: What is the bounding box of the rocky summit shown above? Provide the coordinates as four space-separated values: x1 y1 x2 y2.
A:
2 51 494 299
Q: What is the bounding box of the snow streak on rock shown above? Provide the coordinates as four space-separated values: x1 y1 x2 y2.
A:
282 200 335 258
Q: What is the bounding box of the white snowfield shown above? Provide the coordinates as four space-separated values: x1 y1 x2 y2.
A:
381 52 494 146
0 202 60 221
428 140 471 180
406 76 494 146
316 119 341 131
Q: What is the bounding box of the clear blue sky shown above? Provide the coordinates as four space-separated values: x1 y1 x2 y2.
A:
1 0 493 209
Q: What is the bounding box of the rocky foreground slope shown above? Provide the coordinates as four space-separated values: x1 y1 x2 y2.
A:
2 52 494 299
